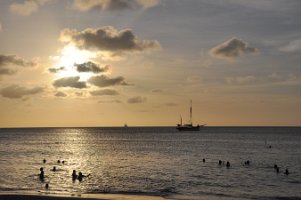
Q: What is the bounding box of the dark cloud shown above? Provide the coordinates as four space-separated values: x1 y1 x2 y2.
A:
209 37 258 60
53 76 87 89
75 61 109 73
0 54 36 76
0 68 17 76
90 89 119 96
60 26 161 52
127 96 146 104
55 91 67 97
0 54 36 67
49 67 65 73
0 85 43 99
88 75 128 87
72 0 160 11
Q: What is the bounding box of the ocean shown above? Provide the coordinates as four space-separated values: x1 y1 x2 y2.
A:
0 127 300 200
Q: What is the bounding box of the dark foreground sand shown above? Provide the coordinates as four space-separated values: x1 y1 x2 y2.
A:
0 193 167 200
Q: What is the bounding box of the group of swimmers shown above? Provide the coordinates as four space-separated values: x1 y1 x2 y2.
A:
39 159 89 189
205 159 290 175
72 170 90 181
274 164 290 175
217 159 231 168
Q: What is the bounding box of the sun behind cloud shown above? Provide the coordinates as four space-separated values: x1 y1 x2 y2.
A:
52 44 97 80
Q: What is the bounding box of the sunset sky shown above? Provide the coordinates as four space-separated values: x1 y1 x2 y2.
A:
0 0 300 127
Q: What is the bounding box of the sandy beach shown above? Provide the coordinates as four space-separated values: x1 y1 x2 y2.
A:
0 193 167 200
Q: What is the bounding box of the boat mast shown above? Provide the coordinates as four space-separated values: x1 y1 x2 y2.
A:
180 115 182 126
190 100 192 125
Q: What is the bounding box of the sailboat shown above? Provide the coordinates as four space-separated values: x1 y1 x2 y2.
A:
176 100 205 131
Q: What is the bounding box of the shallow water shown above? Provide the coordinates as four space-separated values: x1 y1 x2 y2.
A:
0 127 300 199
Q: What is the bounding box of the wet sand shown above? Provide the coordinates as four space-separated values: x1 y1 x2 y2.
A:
0 193 167 200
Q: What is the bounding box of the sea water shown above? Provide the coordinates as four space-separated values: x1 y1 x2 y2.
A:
0 127 300 199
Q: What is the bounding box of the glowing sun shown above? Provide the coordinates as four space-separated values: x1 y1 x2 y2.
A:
54 44 97 80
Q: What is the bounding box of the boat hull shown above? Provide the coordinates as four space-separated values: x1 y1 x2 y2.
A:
176 125 204 131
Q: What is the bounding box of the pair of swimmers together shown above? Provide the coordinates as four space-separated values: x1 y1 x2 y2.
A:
72 170 90 181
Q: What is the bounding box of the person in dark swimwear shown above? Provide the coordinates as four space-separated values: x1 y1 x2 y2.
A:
72 170 77 180
39 170 44 180
78 172 90 181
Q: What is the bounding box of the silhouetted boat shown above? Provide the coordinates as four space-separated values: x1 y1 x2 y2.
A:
176 100 205 131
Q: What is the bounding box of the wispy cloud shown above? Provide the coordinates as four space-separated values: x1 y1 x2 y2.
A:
279 39 301 53
127 96 146 104
98 99 122 103
72 0 160 12
9 0 50 16
226 75 257 85
90 89 119 96
209 37 258 60
55 91 67 97
0 85 43 99
151 89 163 93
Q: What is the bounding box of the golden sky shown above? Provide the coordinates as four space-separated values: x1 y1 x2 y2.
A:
0 0 300 127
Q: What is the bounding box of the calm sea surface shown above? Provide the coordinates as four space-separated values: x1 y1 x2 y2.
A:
0 127 300 199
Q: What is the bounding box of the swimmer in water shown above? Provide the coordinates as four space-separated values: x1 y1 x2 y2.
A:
226 161 230 168
78 172 90 182
39 170 44 180
72 170 77 180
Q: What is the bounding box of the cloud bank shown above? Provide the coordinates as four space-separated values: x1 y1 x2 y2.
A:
53 76 87 89
88 75 128 87
10 0 50 16
209 38 258 60
72 0 160 11
60 26 161 52
0 85 43 99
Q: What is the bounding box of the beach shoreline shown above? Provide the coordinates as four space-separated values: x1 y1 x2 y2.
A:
0 192 168 200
